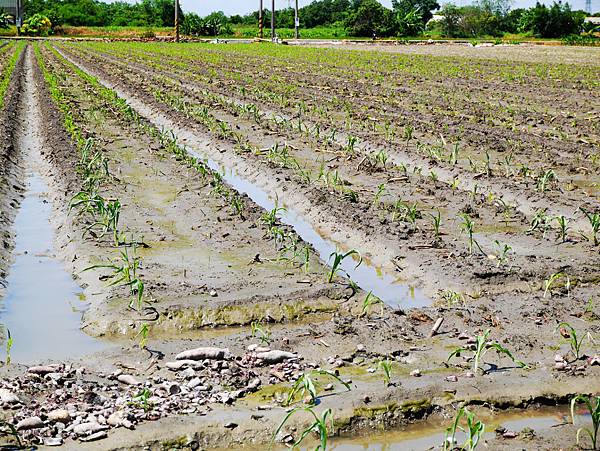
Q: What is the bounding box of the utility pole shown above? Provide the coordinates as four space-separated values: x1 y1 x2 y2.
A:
271 0 275 41
259 0 263 39
174 0 180 42
16 0 22 36
294 0 299 39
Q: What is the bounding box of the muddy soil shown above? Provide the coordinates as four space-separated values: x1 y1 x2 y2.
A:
0 45 25 303
0 42 597 450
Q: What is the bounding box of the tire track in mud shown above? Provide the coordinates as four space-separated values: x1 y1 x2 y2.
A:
53 45 432 307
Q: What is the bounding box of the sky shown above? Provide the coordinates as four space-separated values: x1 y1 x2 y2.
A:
116 0 598 16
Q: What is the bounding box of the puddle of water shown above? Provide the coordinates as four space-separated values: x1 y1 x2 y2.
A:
284 406 591 450
0 51 104 364
57 47 429 309
0 171 105 364
201 158 429 309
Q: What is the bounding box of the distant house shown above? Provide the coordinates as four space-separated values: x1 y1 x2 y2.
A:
0 0 19 24
427 14 444 26
585 16 600 25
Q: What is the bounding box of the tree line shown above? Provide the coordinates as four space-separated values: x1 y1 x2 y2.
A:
4 0 598 38
20 0 180 28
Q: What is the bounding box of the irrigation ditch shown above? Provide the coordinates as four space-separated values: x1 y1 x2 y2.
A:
0 40 597 449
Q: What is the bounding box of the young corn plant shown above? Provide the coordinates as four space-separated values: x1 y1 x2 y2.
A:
429 209 442 241
441 290 465 307
571 395 600 450
449 142 460 165
272 406 334 451
327 250 362 283
493 240 512 267
0 418 21 448
459 214 478 255
137 323 149 349
260 203 286 229
556 322 586 362
580 208 600 246
484 150 493 176
129 388 153 412
555 215 570 243
4 329 12 366
536 169 556 192
69 190 106 217
285 370 351 406
373 184 386 207
84 247 145 311
378 358 393 387
529 208 551 237
361 291 384 317
251 321 271 345
543 272 568 298
84 199 122 245
447 329 527 375
443 406 485 451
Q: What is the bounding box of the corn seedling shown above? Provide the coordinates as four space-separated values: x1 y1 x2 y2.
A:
327 250 362 283
443 406 485 451
345 135 357 156
555 215 570 243
0 418 21 447
493 240 512 266
84 247 145 310
503 153 514 177
447 329 527 374
580 208 600 246
429 209 442 240
536 169 556 192
543 272 567 298
69 190 106 216
378 358 393 386
373 184 385 207
484 150 493 176
459 214 477 255
571 394 600 450
361 291 384 317
529 208 551 236
261 203 286 229
137 323 149 349
556 322 586 361
83 198 122 245
4 328 12 366
285 370 351 406
519 164 531 178
449 142 460 165
375 149 388 168
272 406 334 451
251 321 271 345
129 388 153 412
441 289 465 306
229 195 245 219
403 124 414 144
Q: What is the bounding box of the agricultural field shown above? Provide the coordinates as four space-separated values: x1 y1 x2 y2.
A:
0 38 598 449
